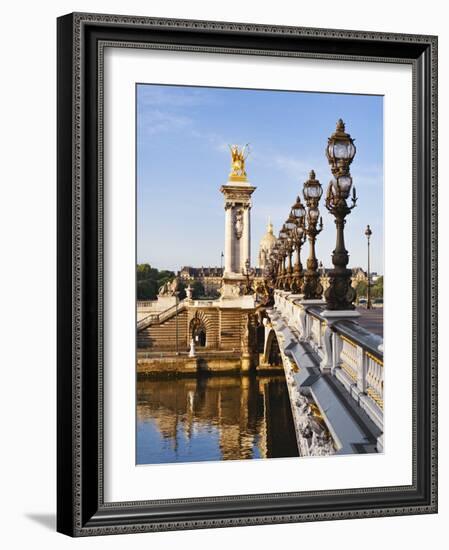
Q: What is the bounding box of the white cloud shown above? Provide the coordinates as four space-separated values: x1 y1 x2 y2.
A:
138 85 218 108
139 109 193 135
267 154 330 186
351 164 383 187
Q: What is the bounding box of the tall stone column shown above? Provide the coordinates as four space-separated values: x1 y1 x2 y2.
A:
224 204 233 275
219 144 256 300
242 205 251 272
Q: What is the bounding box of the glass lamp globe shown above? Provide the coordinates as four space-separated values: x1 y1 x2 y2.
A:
308 207 320 222
291 196 306 219
303 170 323 202
330 175 352 199
285 212 297 231
337 175 352 197
328 139 356 160
326 119 356 163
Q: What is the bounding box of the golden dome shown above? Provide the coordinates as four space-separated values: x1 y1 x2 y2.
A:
259 218 276 252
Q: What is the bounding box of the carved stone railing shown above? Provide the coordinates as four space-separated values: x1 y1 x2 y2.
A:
136 300 157 308
340 335 358 382
366 352 384 409
136 298 223 332
272 290 384 430
137 301 187 331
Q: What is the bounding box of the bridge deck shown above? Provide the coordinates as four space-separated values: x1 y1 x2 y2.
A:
356 307 383 337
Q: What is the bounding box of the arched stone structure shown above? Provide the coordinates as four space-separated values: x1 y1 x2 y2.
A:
189 310 214 348
263 329 283 367
256 323 265 354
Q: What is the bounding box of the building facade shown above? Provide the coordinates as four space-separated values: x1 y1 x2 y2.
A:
178 266 223 295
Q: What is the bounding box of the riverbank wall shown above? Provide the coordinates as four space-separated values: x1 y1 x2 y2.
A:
137 351 283 377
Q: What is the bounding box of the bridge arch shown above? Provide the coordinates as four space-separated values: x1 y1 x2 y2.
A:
189 310 213 348
263 328 283 367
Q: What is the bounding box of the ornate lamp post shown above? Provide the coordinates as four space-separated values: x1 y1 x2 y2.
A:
365 224 373 309
242 258 255 295
289 197 306 293
267 244 276 288
302 170 324 299
273 239 281 288
324 119 358 311
278 227 289 289
284 213 298 292
264 256 274 287
282 223 294 291
275 243 284 289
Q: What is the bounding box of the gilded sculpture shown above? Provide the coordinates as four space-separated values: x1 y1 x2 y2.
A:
229 143 250 179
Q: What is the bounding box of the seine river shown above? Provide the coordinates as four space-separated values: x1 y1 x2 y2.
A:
137 374 299 464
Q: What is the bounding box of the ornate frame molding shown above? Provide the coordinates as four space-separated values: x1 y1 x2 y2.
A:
57 12 437 536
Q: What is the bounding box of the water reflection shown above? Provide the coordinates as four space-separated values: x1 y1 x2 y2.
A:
137 374 299 464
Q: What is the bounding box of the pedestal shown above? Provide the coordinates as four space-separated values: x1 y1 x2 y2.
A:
319 309 360 373
220 272 246 300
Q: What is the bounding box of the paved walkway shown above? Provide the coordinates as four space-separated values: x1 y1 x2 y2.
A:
356 307 383 337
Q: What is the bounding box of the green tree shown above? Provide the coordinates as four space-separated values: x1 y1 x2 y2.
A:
177 281 187 300
355 280 367 299
136 264 176 300
137 279 158 300
137 263 158 281
371 276 383 299
206 288 220 299
191 281 206 299
157 270 175 281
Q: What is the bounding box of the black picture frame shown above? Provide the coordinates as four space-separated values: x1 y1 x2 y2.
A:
57 12 438 536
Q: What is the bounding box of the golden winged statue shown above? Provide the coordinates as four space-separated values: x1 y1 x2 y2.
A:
229 144 250 179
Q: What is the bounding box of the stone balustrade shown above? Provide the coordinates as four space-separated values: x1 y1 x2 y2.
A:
136 300 157 308
272 290 384 431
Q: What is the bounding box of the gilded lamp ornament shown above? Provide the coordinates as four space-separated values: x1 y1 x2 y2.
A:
324 119 358 310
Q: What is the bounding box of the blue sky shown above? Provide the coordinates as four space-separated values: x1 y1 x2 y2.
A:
137 84 383 274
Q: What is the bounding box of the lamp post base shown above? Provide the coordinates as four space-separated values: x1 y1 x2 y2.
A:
300 298 326 306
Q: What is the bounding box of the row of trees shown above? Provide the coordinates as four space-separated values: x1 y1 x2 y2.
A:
138 263 382 302
137 264 175 300
354 276 384 301
137 264 208 300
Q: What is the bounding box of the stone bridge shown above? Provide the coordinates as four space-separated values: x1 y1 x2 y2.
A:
262 290 384 457
136 291 383 457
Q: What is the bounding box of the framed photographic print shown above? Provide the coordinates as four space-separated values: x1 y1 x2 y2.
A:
57 12 438 536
